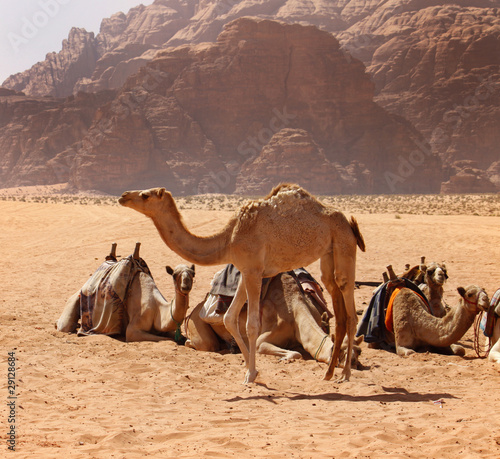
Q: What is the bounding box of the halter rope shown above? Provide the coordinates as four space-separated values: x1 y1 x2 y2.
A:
314 335 328 361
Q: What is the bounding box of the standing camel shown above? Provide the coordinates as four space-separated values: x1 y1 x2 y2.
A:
119 183 365 383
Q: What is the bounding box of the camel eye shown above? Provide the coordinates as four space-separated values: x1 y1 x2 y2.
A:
140 191 150 200
428 269 434 275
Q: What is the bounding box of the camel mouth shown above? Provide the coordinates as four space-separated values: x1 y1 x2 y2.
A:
118 193 130 206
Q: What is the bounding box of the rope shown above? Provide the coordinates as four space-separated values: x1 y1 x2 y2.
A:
473 312 491 359
314 335 328 361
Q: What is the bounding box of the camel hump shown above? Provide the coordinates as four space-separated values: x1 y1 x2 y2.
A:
349 216 366 252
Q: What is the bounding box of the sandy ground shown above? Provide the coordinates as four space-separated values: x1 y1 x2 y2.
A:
1 195 499 458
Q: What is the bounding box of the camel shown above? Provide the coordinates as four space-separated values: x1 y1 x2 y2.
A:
401 259 449 317
185 269 361 367
388 283 490 357
56 246 195 342
489 319 500 365
119 183 365 383
485 289 500 365
418 262 448 317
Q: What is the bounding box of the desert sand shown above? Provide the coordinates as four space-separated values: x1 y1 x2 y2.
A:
1 191 500 458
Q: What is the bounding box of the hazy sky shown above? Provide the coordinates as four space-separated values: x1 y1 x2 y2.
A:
0 0 155 84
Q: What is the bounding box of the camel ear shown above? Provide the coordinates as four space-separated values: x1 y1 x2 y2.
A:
166 266 174 276
457 286 466 298
190 264 195 275
157 188 166 198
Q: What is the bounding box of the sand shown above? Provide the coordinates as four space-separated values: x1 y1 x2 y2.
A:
1 195 500 458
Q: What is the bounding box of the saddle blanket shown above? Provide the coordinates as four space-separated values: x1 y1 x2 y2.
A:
78 255 151 336
200 265 329 325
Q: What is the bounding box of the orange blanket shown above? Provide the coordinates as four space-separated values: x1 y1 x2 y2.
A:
385 287 428 333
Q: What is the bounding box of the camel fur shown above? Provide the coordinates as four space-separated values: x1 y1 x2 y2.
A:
400 258 449 317
185 271 362 367
119 183 365 383
489 319 500 365
56 263 195 342
389 284 489 357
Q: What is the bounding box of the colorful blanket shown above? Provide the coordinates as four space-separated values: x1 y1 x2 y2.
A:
78 255 151 336
357 278 430 344
200 265 329 324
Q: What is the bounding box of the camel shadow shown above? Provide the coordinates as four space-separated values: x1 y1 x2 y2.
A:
225 385 458 405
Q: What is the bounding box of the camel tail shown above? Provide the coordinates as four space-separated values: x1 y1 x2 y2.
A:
349 217 366 252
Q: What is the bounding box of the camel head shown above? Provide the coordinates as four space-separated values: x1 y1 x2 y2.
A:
166 264 195 295
425 262 448 287
118 187 175 218
457 285 489 313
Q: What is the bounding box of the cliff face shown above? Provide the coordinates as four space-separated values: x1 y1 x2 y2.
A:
2 1 499 193
0 91 115 187
339 1 500 192
69 18 439 195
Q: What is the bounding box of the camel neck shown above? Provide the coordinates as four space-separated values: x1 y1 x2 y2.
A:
428 301 476 347
151 204 234 266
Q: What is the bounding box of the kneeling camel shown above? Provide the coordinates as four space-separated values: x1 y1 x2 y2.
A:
389 284 489 356
57 256 195 342
186 271 361 366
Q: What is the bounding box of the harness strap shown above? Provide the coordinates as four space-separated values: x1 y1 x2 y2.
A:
314 335 328 361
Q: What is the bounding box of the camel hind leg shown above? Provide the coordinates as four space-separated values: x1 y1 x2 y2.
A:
321 247 357 382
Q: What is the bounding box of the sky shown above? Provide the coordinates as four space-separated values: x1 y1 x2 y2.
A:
0 0 155 84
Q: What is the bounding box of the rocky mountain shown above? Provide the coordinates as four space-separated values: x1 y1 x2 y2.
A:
1 1 499 193
70 18 437 195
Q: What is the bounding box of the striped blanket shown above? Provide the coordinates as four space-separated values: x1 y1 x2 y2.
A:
78 255 151 336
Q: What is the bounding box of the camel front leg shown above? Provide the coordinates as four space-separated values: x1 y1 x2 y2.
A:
243 272 263 384
126 325 172 342
224 279 250 365
257 333 303 361
488 325 500 364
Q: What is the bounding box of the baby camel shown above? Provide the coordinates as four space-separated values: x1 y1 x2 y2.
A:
390 284 489 356
119 184 365 384
56 264 195 342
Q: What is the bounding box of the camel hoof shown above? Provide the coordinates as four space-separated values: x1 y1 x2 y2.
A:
244 369 258 384
323 370 334 381
450 344 466 357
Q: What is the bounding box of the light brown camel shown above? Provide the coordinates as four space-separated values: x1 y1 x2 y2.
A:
401 259 449 318
418 262 448 317
185 270 361 367
56 263 195 342
489 320 500 365
388 284 489 357
119 183 365 383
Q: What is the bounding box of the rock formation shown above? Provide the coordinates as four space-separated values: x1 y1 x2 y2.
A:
68 18 438 195
1 1 499 193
